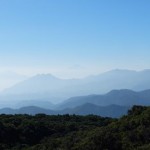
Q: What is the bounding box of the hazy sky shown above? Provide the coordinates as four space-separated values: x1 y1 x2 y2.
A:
0 0 150 78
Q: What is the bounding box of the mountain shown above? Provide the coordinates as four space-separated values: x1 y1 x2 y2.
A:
18 106 55 115
2 74 64 94
0 106 55 115
0 104 129 118
1 89 150 111
14 100 55 109
59 103 129 118
0 71 27 91
57 89 150 109
1 74 78 103
0 97 57 109
2 69 150 103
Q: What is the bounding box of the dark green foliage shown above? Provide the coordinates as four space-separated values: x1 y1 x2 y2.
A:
0 106 150 150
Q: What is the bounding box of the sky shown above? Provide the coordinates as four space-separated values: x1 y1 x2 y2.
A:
0 0 150 78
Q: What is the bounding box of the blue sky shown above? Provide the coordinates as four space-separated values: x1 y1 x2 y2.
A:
0 0 150 78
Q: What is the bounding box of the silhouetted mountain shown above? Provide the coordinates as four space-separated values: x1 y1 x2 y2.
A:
2 69 150 103
0 106 55 115
18 106 55 115
57 89 150 109
60 103 129 118
15 100 55 109
0 104 129 118
0 98 57 109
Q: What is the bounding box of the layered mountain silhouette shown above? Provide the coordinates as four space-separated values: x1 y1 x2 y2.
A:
57 89 150 109
0 104 129 118
1 69 150 104
0 89 150 113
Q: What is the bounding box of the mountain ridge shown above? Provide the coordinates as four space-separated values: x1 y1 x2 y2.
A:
0 103 129 118
57 89 150 109
1 69 150 104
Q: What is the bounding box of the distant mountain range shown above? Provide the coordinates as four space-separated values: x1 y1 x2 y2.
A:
0 89 150 110
0 104 129 118
0 89 150 117
0 89 149 110
57 89 150 109
0 89 150 118
1 69 150 104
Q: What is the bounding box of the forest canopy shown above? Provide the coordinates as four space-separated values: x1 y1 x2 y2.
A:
0 105 150 150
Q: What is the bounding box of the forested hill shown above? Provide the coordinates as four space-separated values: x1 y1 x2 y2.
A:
0 105 150 150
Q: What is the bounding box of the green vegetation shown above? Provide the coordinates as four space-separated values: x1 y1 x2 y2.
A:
0 106 150 150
